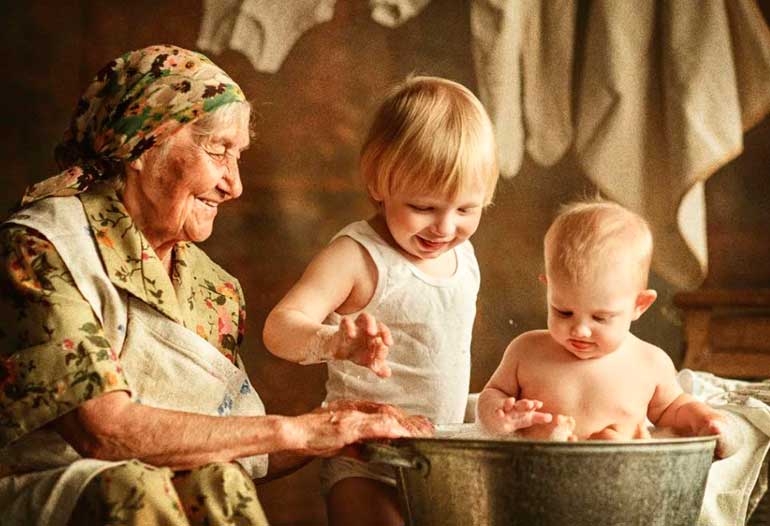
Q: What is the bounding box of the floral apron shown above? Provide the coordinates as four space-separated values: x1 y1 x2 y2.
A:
0 195 267 526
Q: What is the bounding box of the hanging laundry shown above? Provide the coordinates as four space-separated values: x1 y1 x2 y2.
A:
369 0 432 28
470 0 575 176
195 0 770 289
197 0 431 73
197 0 242 56
197 0 336 73
573 0 770 289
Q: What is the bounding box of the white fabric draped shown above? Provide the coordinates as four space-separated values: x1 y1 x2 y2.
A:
197 0 770 288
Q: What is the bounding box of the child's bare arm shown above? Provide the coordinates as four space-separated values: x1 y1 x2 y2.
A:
647 350 733 458
477 336 552 434
263 238 391 377
656 393 719 433
656 393 736 458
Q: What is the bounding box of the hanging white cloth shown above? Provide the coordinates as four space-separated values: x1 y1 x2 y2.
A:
573 0 770 288
369 0 432 27
197 0 337 73
196 0 770 288
470 0 575 176
197 0 431 74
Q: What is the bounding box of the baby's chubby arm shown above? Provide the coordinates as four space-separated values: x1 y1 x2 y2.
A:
263 237 391 378
477 335 553 434
647 350 735 458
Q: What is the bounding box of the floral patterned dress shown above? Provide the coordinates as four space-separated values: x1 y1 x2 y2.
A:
0 43 269 526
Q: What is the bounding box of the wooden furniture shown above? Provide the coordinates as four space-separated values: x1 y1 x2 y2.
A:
674 288 770 379
675 288 770 525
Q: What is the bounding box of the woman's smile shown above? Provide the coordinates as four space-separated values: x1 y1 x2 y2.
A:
196 197 219 209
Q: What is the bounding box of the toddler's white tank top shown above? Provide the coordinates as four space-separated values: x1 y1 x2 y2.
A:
324 220 479 424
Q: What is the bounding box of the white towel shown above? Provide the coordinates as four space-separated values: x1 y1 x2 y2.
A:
677 369 770 525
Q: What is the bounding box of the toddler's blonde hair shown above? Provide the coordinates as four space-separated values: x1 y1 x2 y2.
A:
360 76 499 205
544 199 654 288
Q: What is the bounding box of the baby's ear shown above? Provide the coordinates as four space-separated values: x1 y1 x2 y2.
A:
538 274 547 285
633 289 658 320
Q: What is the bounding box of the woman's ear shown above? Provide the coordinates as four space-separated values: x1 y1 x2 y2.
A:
633 289 658 320
127 157 143 173
538 273 547 285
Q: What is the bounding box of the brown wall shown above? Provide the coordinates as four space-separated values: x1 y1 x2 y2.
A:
2 2 768 524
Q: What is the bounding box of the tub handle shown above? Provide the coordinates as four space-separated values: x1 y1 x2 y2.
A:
364 443 431 477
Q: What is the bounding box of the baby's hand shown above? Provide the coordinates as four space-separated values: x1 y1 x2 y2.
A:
333 313 392 378
695 412 741 459
589 421 651 441
491 398 553 434
518 414 578 441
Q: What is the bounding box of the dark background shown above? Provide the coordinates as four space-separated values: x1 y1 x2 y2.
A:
3 2 769 524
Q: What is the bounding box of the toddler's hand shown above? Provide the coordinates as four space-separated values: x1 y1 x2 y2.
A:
332 313 392 378
491 397 553 434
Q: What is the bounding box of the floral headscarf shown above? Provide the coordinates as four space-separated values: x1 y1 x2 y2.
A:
21 44 246 206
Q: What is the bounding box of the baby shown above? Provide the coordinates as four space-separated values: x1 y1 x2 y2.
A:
263 76 499 526
477 199 731 457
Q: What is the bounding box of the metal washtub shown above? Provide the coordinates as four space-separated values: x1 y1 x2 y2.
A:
364 431 716 526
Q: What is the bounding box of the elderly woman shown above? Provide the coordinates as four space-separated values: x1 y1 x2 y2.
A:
0 45 426 526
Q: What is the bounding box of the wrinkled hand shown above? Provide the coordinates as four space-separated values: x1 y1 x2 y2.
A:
490 398 553 435
293 400 433 457
323 399 434 438
332 313 392 378
292 408 407 458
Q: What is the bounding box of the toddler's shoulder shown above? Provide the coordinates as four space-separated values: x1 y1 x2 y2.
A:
329 220 392 263
328 232 366 251
322 235 374 270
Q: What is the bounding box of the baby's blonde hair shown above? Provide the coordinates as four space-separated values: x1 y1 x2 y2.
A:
544 199 654 287
360 76 499 205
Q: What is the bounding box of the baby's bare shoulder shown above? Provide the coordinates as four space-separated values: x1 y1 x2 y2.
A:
509 330 552 351
504 330 557 364
629 337 676 371
491 331 553 380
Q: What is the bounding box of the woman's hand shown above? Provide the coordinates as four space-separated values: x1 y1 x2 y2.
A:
332 313 392 378
286 410 404 458
284 400 433 457
324 399 435 437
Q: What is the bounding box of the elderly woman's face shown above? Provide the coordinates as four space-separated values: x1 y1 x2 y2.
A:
129 120 248 245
